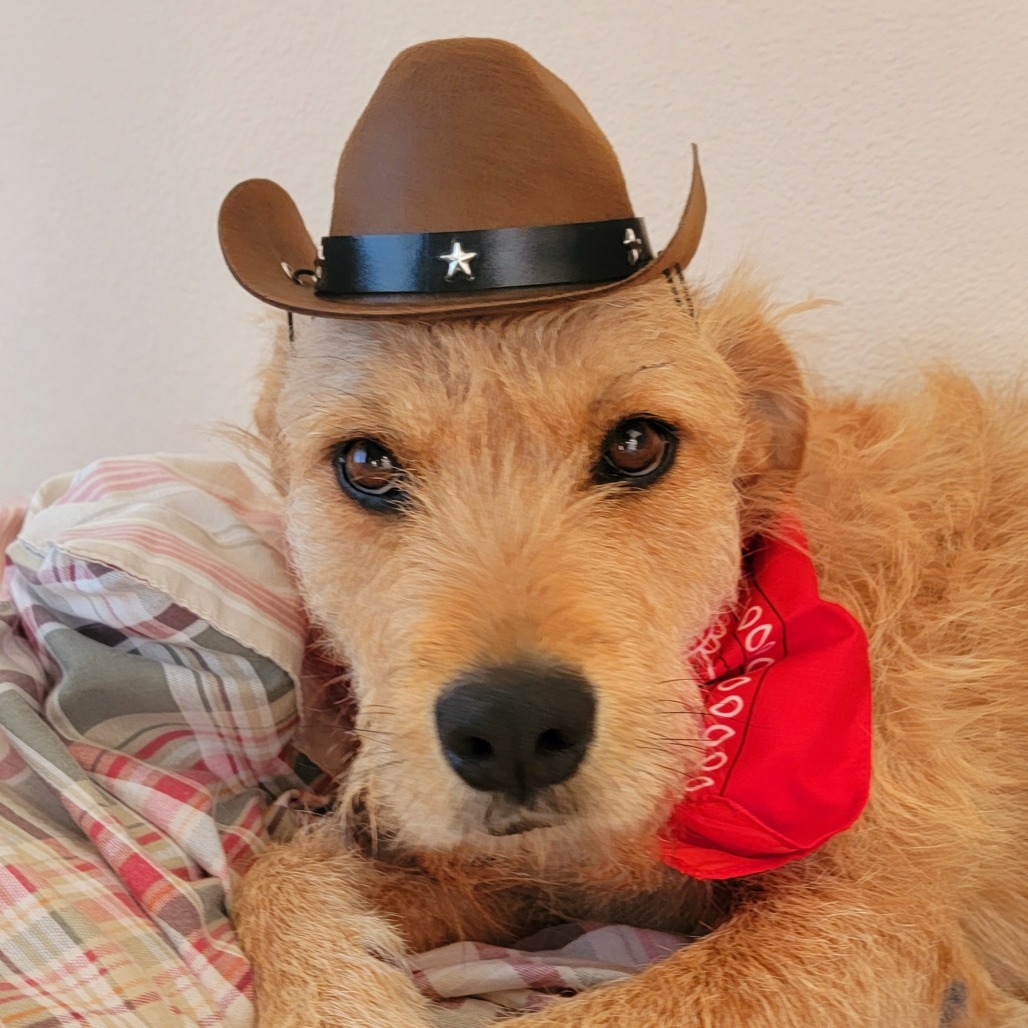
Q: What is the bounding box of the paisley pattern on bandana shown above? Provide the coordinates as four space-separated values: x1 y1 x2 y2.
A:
660 520 873 880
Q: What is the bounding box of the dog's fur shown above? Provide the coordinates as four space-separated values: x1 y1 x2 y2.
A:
234 276 1028 1026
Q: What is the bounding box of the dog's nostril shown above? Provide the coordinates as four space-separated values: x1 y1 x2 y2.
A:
467 737 493 759
536 728 573 754
448 735 494 760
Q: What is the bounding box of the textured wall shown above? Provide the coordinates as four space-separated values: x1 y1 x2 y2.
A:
2 0 1026 494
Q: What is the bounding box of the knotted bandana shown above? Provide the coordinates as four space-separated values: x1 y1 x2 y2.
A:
660 520 872 880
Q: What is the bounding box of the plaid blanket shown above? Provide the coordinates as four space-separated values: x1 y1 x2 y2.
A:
0 456 688 1027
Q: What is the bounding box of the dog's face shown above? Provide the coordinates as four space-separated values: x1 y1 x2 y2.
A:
260 280 806 856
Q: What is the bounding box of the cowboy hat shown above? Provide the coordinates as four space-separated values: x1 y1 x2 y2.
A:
218 37 705 319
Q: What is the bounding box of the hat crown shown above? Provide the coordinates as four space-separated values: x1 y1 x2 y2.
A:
217 37 706 319
330 38 633 236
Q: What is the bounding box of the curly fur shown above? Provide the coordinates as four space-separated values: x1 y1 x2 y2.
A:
233 276 1028 1026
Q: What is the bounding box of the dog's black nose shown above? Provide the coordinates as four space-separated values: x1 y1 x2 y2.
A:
435 662 595 801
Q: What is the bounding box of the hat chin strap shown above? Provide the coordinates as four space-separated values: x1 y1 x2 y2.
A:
314 217 652 296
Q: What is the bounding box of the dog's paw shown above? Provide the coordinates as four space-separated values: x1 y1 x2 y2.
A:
257 961 433 1028
257 924 433 1027
503 987 661 1028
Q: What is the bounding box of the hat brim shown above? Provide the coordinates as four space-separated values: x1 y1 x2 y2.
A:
218 146 706 320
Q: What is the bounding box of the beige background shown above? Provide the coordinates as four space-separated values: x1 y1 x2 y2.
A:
1 0 1026 495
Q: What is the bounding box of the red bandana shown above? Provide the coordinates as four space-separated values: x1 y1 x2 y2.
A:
659 519 872 880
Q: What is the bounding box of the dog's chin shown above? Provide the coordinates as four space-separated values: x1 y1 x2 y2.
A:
367 794 671 867
479 795 563 837
380 791 590 856
423 791 663 860
482 815 556 837
461 812 583 856
348 753 689 859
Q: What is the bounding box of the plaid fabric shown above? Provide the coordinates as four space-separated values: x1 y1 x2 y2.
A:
0 457 310 1026
414 922 686 1027
0 455 688 1026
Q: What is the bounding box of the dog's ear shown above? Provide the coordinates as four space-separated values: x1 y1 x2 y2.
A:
704 279 809 535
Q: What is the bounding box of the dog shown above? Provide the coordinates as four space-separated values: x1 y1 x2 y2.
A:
229 276 1028 1026
218 38 1028 1028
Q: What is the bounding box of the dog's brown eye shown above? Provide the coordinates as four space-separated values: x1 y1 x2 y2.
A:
595 417 677 487
333 439 407 512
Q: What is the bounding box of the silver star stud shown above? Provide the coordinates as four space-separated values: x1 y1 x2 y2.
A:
439 240 478 281
623 228 643 266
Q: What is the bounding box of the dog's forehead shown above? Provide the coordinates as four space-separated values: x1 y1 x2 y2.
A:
285 290 724 426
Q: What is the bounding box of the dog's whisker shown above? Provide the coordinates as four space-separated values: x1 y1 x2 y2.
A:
644 738 706 751
356 757 402 778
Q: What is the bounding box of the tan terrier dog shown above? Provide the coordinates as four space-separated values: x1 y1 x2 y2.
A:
220 39 1028 1027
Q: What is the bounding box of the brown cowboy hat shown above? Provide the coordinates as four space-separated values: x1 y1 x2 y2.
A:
218 37 705 319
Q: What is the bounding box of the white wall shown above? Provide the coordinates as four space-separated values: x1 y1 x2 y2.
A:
2 0 1026 495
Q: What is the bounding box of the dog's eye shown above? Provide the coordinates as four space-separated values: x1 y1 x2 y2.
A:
594 417 677 487
333 439 407 511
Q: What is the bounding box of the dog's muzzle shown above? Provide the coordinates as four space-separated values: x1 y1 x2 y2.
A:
434 660 595 807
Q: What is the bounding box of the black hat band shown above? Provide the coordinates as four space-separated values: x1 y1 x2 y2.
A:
315 218 652 296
